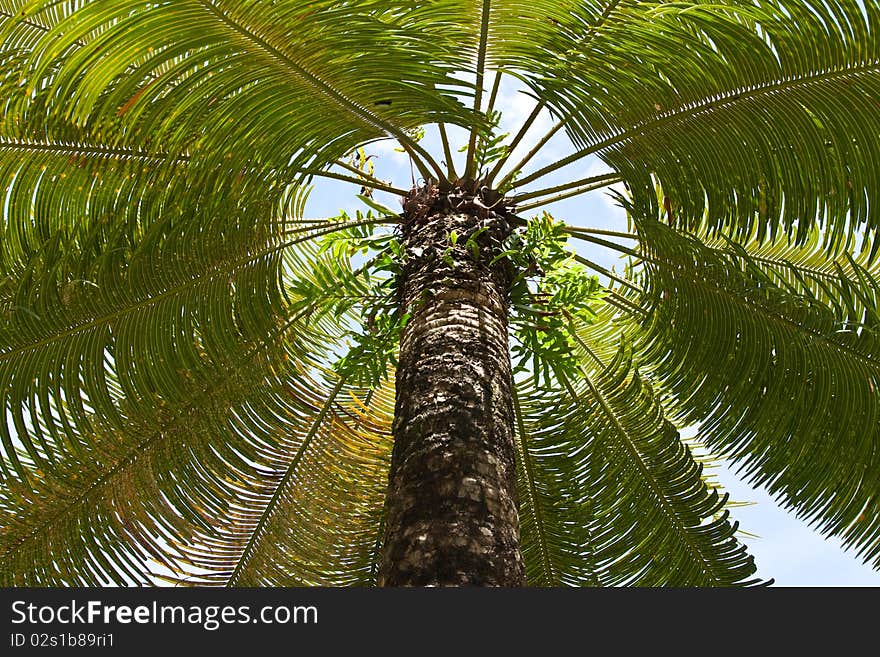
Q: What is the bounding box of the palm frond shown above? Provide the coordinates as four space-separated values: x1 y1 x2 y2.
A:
3 0 878 587
513 333 762 586
0 208 286 473
201 376 394 587
0 343 285 585
2 1 474 185
0 231 383 584
695 220 880 321
511 382 599 586
633 212 880 567
509 1 880 253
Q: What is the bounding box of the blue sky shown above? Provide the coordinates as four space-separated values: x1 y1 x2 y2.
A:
305 78 880 586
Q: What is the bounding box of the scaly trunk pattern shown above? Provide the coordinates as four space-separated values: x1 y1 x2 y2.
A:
377 184 525 586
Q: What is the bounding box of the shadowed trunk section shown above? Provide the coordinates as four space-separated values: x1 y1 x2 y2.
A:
378 184 525 586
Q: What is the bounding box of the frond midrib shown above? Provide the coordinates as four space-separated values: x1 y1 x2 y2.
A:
196 0 405 143
568 369 727 586
0 137 187 164
521 56 880 187
0 7 59 36
702 234 866 283
0 303 309 564
225 375 347 587
511 385 557 585
463 0 492 179
599 59 880 151
0 238 287 364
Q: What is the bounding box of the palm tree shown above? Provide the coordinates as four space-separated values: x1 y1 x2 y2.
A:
1 0 878 587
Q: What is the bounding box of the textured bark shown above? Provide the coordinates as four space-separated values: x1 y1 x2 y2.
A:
377 184 525 586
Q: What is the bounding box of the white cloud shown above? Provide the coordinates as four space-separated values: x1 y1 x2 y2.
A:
368 138 413 169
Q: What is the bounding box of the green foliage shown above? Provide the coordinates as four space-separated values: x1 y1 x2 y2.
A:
394 126 427 152
335 310 410 387
630 196 880 567
507 213 604 385
514 342 762 586
507 0 880 255
317 219 408 387
1 0 879 587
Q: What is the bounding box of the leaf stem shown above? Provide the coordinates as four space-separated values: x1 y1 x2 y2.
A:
302 169 408 196
464 0 493 180
573 254 643 294
496 120 565 191
438 122 458 180
514 173 620 204
486 100 544 185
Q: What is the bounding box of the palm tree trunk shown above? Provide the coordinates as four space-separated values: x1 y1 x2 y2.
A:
377 185 525 586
